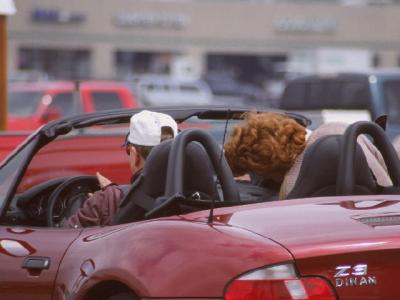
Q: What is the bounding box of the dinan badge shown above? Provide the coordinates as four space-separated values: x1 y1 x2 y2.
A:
334 264 377 288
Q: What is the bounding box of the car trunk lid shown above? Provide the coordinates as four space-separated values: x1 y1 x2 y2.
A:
195 195 400 300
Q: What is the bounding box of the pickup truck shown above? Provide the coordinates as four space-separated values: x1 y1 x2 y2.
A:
0 133 27 162
17 130 132 191
279 71 400 139
0 112 216 189
0 114 212 166
8 80 138 131
0 129 131 192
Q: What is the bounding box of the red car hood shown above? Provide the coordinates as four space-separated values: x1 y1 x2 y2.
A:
199 195 400 257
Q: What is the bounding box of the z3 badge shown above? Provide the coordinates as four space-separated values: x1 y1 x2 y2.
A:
334 264 377 288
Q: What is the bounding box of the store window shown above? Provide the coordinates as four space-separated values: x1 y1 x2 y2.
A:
372 53 380 68
18 48 91 80
115 51 175 79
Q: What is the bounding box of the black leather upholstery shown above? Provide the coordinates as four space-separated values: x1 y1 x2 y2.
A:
337 121 400 194
287 121 400 199
113 140 172 224
164 128 239 203
114 131 229 224
182 142 220 200
286 134 377 199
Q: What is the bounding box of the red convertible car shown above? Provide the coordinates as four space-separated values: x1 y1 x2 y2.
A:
0 106 399 300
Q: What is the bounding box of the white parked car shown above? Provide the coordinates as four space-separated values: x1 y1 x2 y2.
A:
130 75 214 107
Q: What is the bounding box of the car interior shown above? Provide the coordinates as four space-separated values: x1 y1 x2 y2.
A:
114 128 241 224
287 121 400 199
286 134 378 199
4 112 400 228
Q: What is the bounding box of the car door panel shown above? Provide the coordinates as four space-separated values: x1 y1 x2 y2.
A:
0 227 81 300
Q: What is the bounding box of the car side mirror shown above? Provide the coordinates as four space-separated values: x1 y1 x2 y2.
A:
42 107 61 122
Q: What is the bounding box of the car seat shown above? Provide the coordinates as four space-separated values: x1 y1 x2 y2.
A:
286 134 376 199
285 121 400 199
114 129 239 224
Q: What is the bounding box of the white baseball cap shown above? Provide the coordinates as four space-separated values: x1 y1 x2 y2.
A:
126 110 178 146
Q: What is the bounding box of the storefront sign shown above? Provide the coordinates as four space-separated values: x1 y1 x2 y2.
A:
273 17 337 34
0 0 16 15
31 8 86 24
113 12 190 30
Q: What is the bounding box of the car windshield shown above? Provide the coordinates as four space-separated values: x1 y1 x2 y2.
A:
11 115 241 195
8 91 44 116
16 124 130 194
383 80 400 125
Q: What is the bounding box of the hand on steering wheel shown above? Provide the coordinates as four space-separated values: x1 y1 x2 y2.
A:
46 176 100 227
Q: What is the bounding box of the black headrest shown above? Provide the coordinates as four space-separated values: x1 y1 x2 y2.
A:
183 141 220 200
164 128 239 203
113 140 172 224
114 138 220 224
287 135 377 199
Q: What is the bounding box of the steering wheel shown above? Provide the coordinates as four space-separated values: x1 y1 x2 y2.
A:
146 128 240 218
47 175 100 227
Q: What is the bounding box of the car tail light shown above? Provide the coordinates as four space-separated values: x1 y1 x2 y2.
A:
224 263 336 300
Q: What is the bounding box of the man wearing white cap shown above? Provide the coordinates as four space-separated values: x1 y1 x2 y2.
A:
64 110 178 228
123 110 178 179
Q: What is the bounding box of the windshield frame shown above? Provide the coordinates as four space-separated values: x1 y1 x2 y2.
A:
0 106 311 219
0 133 41 219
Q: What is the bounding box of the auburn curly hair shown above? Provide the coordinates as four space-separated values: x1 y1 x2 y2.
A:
224 112 306 183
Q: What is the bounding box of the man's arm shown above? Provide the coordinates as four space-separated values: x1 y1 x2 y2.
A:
63 184 124 228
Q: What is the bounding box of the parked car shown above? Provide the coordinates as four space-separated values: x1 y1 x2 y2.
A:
279 70 400 138
204 73 271 107
0 132 28 163
7 80 138 131
1 106 399 300
130 75 213 107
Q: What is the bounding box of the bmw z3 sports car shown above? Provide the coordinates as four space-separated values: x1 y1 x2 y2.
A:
0 106 400 300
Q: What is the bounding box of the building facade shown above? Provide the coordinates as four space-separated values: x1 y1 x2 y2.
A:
7 0 400 87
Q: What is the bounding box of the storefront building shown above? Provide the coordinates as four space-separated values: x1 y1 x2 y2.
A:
7 0 400 88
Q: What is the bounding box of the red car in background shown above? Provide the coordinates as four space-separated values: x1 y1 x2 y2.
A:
0 106 399 300
0 133 27 162
7 80 138 131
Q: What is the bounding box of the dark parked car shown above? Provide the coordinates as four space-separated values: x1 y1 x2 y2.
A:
204 74 271 107
1 106 400 300
280 71 400 138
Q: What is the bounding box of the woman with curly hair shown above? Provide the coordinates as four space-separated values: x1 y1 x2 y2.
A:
224 112 392 200
224 112 307 196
